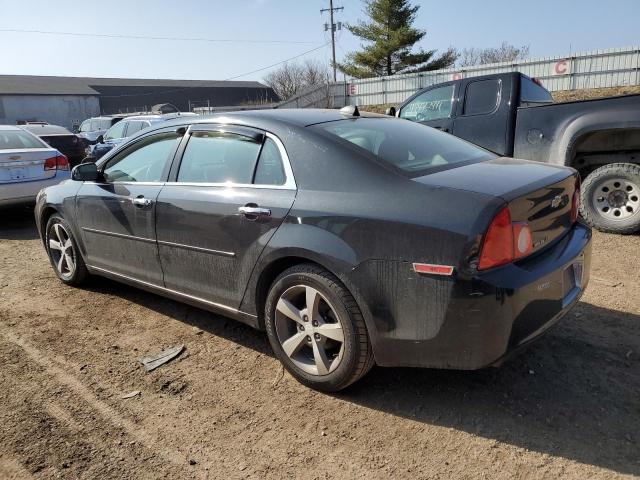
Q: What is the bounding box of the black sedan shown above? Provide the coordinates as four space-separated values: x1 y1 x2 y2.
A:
34 108 591 391
22 124 87 167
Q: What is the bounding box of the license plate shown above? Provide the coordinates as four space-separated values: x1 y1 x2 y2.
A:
9 168 27 180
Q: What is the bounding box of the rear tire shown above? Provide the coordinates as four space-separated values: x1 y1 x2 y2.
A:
265 264 374 392
45 214 89 286
580 163 640 234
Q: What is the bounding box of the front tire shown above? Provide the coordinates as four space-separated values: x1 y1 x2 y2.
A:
265 264 374 392
580 163 640 234
45 214 89 286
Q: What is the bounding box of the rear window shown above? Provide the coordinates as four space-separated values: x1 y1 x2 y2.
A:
313 118 494 177
520 77 553 104
0 130 45 149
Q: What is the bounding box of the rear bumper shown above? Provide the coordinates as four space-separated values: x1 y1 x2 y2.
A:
0 173 70 206
353 222 592 369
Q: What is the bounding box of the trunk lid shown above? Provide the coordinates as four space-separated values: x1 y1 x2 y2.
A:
0 148 60 183
414 157 578 254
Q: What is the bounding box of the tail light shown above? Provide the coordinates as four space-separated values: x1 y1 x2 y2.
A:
43 154 69 171
570 176 581 223
478 206 534 270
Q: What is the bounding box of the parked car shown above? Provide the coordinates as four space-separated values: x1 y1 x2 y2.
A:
35 108 591 391
388 72 640 234
0 125 70 206
21 124 86 167
76 115 126 145
89 112 197 160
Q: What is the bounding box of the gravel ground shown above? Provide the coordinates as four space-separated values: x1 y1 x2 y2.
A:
0 205 638 479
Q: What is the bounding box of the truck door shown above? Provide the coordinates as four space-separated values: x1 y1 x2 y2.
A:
398 83 456 133
452 78 513 156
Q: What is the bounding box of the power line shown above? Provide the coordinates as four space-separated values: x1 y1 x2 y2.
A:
95 43 331 98
223 43 330 80
0 28 316 45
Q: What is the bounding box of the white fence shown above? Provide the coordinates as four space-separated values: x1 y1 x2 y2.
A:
277 45 640 109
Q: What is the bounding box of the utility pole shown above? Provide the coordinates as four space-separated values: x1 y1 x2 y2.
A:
321 0 343 82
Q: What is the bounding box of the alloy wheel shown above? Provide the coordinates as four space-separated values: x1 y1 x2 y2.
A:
592 177 640 221
48 223 76 279
274 285 345 376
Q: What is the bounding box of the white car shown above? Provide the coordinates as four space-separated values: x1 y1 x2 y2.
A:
0 125 71 206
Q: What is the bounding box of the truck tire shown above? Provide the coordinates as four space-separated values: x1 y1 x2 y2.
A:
580 163 640 234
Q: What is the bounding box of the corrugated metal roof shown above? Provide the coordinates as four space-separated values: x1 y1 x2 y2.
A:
0 75 270 95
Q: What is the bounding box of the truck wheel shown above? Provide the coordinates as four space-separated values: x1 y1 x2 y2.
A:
580 163 640 234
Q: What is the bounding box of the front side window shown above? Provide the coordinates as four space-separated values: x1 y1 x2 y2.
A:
399 85 455 122
125 121 145 137
314 118 494 177
104 121 127 141
177 131 262 184
102 133 180 182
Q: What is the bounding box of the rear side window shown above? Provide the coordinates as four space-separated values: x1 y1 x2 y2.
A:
463 79 501 116
399 85 454 122
0 130 45 149
254 138 286 185
125 121 147 137
177 131 262 184
520 77 553 104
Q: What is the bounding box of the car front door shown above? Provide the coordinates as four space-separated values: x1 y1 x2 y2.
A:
76 129 183 284
398 83 457 133
155 124 296 309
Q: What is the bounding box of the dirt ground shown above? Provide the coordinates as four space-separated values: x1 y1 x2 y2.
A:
0 205 638 479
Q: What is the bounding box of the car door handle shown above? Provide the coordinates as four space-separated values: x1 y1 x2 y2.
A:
132 196 152 207
238 206 271 218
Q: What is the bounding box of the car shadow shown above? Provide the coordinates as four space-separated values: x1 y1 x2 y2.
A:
86 278 639 476
0 205 39 240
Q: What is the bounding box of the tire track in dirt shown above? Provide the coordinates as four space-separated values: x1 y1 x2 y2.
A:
1 330 192 477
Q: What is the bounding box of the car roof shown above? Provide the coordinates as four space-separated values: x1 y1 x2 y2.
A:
0 125 24 131
152 108 389 131
21 124 73 135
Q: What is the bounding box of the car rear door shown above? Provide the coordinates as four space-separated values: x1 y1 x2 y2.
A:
75 129 183 285
398 83 457 133
155 124 296 309
452 76 515 155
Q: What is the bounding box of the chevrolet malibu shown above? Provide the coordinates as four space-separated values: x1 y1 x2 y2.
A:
35 108 591 391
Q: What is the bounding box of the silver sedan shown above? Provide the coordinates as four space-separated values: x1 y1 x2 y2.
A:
0 125 71 206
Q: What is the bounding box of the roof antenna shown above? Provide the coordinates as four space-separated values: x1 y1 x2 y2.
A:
339 105 360 117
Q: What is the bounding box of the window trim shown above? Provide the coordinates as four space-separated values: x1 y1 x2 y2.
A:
166 127 296 190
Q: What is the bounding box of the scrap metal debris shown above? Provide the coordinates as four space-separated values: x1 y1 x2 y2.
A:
121 390 141 399
138 345 184 372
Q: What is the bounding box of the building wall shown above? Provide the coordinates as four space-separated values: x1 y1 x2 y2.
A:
0 95 100 130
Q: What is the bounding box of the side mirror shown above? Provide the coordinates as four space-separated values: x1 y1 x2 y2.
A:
385 106 396 117
96 135 104 143
72 162 99 181
81 156 95 164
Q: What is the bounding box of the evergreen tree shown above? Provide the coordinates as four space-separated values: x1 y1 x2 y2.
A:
338 0 457 78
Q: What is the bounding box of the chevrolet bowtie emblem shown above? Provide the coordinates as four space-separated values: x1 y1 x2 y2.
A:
551 195 563 208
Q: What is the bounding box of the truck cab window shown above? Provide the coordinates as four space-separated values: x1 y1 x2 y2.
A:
399 85 454 122
463 80 501 116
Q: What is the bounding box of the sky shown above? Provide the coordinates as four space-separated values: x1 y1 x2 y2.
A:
1 0 639 83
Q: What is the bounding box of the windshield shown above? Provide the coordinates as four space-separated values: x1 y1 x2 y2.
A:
313 118 494 177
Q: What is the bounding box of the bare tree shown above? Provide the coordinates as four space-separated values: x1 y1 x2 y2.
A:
263 60 331 101
457 42 530 67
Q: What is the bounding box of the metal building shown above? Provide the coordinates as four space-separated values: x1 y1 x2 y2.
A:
0 75 279 129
